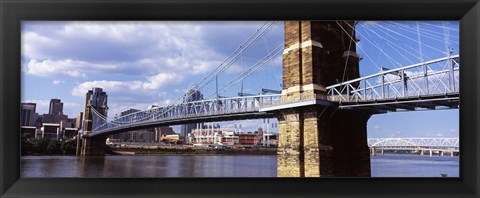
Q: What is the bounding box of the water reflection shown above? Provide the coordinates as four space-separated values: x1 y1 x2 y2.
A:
21 154 458 177
22 155 277 177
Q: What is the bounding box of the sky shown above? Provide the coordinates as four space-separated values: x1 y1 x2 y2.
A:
21 21 459 138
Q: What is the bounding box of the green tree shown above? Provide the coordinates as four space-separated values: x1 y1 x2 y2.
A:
46 140 61 154
60 139 77 155
32 138 49 154
21 136 33 155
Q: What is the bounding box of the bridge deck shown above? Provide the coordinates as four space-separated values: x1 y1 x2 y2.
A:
85 111 274 138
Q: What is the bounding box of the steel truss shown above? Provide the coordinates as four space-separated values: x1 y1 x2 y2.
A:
87 56 460 136
326 55 460 111
368 137 459 149
89 94 281 135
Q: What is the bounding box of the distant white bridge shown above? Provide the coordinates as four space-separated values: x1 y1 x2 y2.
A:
367 137 459 156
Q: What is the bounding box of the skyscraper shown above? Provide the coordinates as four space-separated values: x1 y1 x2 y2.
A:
20 102 37 126
180 85 203 140
49 99 63 115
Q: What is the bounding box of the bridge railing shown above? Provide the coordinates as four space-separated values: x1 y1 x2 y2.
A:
326 55 459 103
90 94 281 133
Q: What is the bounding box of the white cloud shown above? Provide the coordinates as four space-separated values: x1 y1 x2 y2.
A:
24 59 105 78
52 80 65 85
373 124 381 129
22 21 226 80
22 32 59 59
71 72 183 98
71 80 143 97
142 72 182 90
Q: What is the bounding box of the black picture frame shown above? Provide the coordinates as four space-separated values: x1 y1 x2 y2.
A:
1 0 479 197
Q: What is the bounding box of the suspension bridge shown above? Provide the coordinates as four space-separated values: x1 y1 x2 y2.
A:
78 21 460 177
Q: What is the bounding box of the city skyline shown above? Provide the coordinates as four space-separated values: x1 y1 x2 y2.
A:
21 21 459 137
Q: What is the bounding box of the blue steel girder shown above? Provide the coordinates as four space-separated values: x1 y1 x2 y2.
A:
326 55 459 107
87 55 460 136
88 94 281 136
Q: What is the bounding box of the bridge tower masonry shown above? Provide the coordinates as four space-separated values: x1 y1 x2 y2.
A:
278 21 371 177
77 87 109 156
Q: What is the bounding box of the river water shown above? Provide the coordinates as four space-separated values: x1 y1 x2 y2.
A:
21 154 459 177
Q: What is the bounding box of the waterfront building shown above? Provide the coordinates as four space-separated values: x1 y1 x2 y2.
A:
238 134 259 145
20 126 36 138
42 113 68 124
63 128 78 139
41 123 61 140
20 102 38 126
189 127 239 145
22 99 79 140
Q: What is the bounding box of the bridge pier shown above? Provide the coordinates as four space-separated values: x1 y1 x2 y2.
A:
77 87 109 156
277 21 371 177
80 136 107 156
277 107 371 177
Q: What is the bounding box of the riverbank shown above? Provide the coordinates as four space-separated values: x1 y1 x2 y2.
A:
108 147 277 156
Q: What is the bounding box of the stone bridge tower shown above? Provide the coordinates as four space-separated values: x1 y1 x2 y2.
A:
77 87 109 156
277 21 371 177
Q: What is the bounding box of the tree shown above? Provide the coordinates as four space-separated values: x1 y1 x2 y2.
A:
46 140 61 154
60 139 77 155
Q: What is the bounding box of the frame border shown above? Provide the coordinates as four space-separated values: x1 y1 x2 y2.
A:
1 0 479 197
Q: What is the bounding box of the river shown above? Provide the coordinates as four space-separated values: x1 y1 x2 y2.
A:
21 154 459 177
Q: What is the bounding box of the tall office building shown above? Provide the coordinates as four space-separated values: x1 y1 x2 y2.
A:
180 85 203 139
20 102 37 126
49 99 63 115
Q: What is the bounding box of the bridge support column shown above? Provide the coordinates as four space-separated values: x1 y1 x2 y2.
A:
420 149 424 156
277 111 304 177
81 136 107 156
277 21 370 177
277 107 371 177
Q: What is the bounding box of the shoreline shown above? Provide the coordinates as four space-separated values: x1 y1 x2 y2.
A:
108 147 278 156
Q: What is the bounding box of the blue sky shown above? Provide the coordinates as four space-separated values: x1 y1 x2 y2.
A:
21 21 459 138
